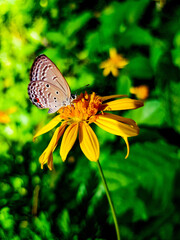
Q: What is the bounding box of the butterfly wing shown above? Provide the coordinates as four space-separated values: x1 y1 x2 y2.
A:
28 80 70 113
29 54 72 113
30 54 71 100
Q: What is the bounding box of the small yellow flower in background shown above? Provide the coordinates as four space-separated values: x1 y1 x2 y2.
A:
154 0 166 10
0 107 16 124
130 85 149 100
0 111 10 124
100 48 129 77
34 92 143 170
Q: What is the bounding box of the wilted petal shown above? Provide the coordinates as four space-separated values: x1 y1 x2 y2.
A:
123 137 130 159
102 98 144 111
39 123 67 170
47 153 53 170
79 122 99 162
33 115 62 141
60 123 78 162
94 114 139 137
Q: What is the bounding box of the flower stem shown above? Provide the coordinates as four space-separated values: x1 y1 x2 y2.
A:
97 160 121 240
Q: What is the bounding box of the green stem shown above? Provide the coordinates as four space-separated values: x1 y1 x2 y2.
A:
97 160 121 240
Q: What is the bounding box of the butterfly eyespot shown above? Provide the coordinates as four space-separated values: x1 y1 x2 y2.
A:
46 84 50 87
56 91 59 94
34 98 40 103
54 97 56 100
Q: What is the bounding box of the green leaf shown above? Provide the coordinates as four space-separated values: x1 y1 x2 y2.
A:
173 31 180 48
57 209 70 236
116 74 132 95
171 48 180 68
0 207 14 231
127 55 153 79
63 12 92 37
100 0 150 29
119 26 153 48
150 40 166 71
99 140 178 221
124 99 166 126
85 32 103 57
33 212 54 239
165 81 180 133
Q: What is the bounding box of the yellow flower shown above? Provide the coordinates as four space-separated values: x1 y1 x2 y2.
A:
100 48 129 77
154 0 166 10
0 107 16 124
130 85 149 100
34 92 143 170
0 111 10 124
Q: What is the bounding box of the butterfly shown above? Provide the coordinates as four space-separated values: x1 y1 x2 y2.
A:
28 54 75 114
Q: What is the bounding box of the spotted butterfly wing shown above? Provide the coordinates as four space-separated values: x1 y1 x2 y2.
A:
28 54 71 113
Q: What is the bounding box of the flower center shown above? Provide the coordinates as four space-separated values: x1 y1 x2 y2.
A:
57 92 102 123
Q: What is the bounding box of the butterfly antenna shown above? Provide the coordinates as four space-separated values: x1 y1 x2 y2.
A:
76 84 90 93
72 84 90 96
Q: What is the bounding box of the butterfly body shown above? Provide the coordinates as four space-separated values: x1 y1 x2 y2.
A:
28 54 74 113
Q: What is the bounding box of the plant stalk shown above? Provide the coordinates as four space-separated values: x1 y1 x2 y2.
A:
97 160 121 240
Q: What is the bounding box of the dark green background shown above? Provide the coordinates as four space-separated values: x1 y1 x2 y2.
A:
0 0 180 239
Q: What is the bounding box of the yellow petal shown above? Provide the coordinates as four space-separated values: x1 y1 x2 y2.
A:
109 48 117 58
0 111 10 124
111 67 119 77
45 124 67 156
79 122 99 162
40 151 53 170
103 67 111 76
100 94 128 102
94 115 139 137
102 98 144 111
116 59 129 68
130 85 149 100
99 112 137 128
39 123 67 170
39 152 47 169
99 60 110 69
33 115 62 141
60 123 78 162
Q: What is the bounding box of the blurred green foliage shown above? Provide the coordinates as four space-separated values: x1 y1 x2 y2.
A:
0 0 180 239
